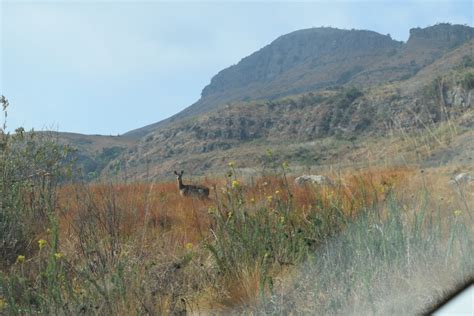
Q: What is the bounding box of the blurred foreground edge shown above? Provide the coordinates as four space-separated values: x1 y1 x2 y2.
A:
426 277 474 315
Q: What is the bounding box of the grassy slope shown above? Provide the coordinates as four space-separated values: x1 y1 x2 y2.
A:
104 80 474 182
48 132 136 155
42 132 136 180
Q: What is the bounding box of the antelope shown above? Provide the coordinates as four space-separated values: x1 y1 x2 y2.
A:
174 170 210 198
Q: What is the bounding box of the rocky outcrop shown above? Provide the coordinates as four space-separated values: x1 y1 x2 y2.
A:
449 173 473 185
295 175 333 186
202 28 399 98
446 87 474 108
407 23 473 50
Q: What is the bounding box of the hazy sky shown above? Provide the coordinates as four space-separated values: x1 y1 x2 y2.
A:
1 0 472 135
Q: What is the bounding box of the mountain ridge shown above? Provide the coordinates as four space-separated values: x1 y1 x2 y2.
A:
45 23 473 180
111 39 473 179
124 23 473 139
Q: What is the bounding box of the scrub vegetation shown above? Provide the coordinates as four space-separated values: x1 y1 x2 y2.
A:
0 96 472 314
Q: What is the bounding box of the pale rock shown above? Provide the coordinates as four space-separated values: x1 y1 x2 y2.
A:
295 175 333 186
449 173 473 185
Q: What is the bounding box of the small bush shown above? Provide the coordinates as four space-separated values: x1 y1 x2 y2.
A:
461 72 474 90
344 86 363 103
0 97 73 267
460 55 474 68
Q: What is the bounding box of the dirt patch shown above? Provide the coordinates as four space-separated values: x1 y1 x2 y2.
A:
422 131 474 168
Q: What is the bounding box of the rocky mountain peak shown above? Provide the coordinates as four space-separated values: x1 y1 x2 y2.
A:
124 24 473 139
201 27 400 98
407 23 473 49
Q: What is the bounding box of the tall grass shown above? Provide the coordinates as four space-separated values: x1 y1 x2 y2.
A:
205 166 473 313
256 193 472 314
0 95 472 314
1 157 472 314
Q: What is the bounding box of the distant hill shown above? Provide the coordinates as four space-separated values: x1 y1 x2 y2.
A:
51 23 473 180
125 23 473 138
111 42 473 179
46 132 135 181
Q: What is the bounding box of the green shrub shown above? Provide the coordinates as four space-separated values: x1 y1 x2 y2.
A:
0 97 69 266
344 86 363 103
0 96 76 313
461 72 474 90
460 55 474 68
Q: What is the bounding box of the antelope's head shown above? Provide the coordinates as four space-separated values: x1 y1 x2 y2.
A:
174 170 184 182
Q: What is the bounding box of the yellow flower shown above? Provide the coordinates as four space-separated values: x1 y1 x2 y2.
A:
0 297 6 310
16 255 25 264
454 210 462 217
185 243 193 250
279 216 285 224
266 195 273 203
54 252 63 260
228 161 235 168
231 180 239 189
38 239 47 249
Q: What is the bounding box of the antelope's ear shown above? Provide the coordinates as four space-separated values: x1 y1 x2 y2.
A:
174 171 178 175
180 170 184 175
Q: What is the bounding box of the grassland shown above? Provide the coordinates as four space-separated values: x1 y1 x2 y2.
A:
0 94 472 314
1 153 472 314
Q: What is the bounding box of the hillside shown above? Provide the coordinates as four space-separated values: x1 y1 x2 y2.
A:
48 23 473 180
47 132 135 180
125 23 473 138
103 37 473 179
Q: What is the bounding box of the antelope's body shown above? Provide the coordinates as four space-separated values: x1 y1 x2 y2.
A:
174 171 209 199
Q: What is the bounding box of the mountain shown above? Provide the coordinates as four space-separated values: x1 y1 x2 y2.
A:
124 23 473 138
53 23 473 180
46 132 136 181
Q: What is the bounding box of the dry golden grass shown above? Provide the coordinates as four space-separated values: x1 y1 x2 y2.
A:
2 162 472 314
49 164 474 313
57 167 417 248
